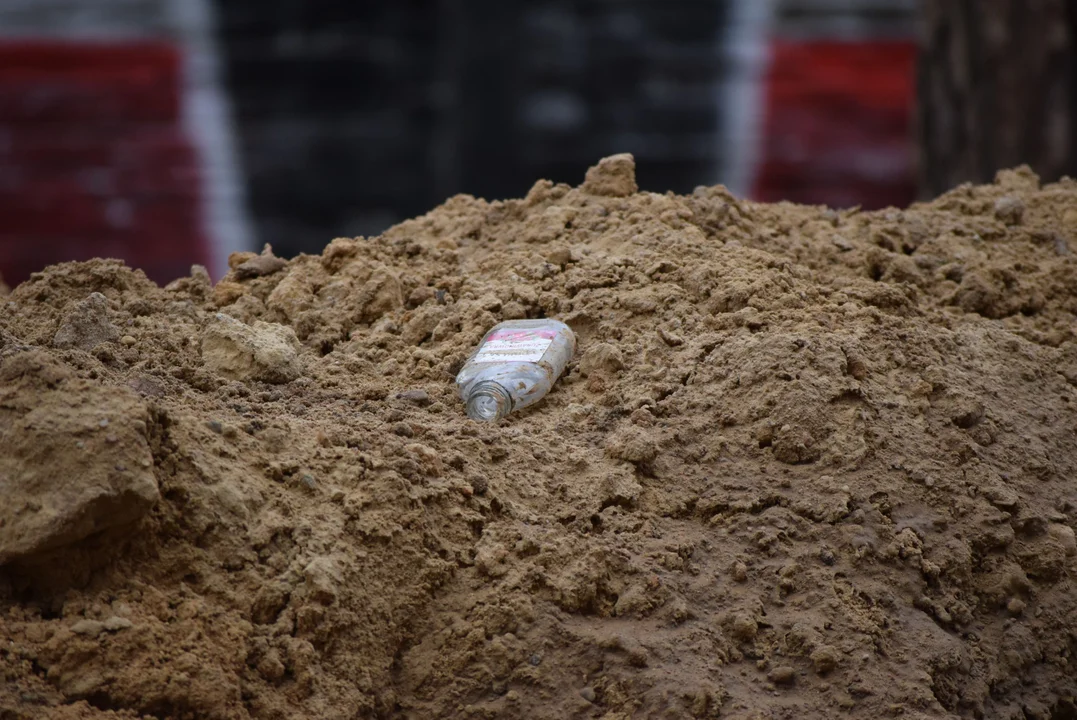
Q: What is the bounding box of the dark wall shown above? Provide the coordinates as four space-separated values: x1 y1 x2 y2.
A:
916 0 1077 198
215 1 728 257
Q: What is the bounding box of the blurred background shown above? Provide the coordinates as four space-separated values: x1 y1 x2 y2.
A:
0 0 1072 287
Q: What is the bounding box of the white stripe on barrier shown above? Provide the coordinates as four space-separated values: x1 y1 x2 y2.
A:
169 0 255 280
719 0 776 198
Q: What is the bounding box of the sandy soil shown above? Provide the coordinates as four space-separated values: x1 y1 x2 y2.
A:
1 155 1076 719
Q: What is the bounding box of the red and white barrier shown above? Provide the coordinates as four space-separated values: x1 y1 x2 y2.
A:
0 0 251 286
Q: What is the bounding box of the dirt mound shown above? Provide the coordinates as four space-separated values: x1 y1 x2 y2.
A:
2 156 1076 719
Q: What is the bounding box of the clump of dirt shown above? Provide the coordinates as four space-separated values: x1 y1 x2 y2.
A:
2 156 1077 719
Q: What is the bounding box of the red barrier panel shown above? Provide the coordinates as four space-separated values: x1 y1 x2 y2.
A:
0 41 209 288
751 40 916 211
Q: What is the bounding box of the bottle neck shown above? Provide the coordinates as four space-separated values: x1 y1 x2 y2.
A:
466 381 512 422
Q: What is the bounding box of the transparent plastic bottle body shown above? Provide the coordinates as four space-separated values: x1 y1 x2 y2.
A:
455 319 576 421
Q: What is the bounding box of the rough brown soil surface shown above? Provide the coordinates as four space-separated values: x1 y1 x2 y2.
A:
2 156 1077 720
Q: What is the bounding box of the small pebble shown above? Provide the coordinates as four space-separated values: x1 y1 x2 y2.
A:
658 327 684 346
98 419 110 428
300 474 317 490
408 286 435 306
993 196 1025 225
579 687 596 703
501 300 527 319
207 420 223 434
731 613 758 641
545 248 572 266
832 235 854 251
732 561 748 582
1006 597 1026 616
120 335 137 347
397 389 431 406
70 619 105 637
234 249 287 279
103 616 133 632
257 653 286 681
768 665 796 686
810 645 840 674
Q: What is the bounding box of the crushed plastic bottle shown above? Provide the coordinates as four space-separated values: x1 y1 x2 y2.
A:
455 319 576 422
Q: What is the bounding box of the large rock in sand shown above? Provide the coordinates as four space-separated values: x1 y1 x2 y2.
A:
52 292 120 351
201 313 301 384
581 153 638 197
0 351 159 565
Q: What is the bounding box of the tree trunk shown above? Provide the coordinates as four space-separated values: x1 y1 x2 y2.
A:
916 0 1077 197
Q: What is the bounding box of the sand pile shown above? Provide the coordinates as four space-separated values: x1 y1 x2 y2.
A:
1 155 1076 719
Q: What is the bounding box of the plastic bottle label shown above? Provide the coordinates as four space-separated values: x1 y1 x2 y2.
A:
474 328 555 363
